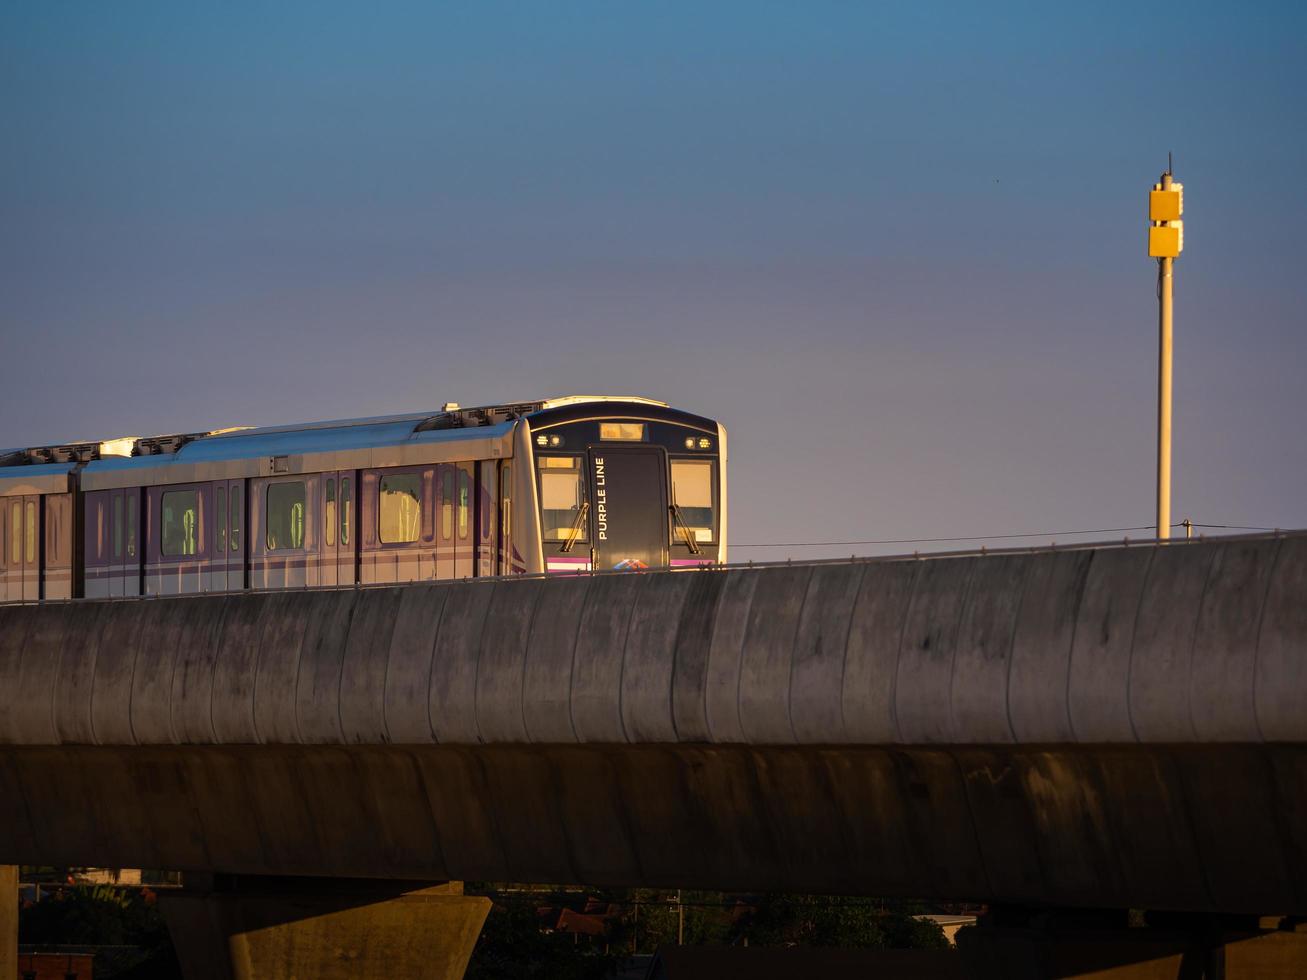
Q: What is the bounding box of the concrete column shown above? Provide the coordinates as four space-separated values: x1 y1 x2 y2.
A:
159 876 490 980
1 865 16 980
956 915 1307 979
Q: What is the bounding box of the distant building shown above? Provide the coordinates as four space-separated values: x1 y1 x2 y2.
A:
17 951 95 980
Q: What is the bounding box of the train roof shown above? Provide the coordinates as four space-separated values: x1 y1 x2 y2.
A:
0 395 670 467
0 395 692 492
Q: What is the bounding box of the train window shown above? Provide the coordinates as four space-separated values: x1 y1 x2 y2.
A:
229 487 241 552
46 496 71 567
126 493 137 557
25 500 36 563
9 503 19 565
671 460 715 543
379 473 421 544
266 482 305 551
457 469 470 540
340 478 351 546
162 490 200 556
538 456 588 543
325 478 336 547
441 470 454 540
113 495 123 559
45 499 59 565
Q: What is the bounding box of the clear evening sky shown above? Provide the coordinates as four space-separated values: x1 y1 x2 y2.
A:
2 2 1304 562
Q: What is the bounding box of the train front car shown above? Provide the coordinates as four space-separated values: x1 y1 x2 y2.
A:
516 397 727 574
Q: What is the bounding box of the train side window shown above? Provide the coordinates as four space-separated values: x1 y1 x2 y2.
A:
230 486 241 551
538 456 588 543
25 500 36 563
113 495 124 559
340 478 351 546
266 482 306 551
325 479 336 547
670 459 715 543
441 470 454 540
126 493 137 557
9 502 20 565
379 473 421 544
457 469 470 540
215 486 227 553
162 489 200 556
46 495 71 567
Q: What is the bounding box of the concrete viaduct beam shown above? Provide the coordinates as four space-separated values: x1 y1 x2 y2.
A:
0 533 1304 916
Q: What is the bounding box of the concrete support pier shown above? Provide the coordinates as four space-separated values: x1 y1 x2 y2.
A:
956 909 1307 979
1 865 15 980
159 876 489 980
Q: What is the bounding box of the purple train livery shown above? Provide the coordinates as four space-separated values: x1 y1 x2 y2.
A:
0 396 727 602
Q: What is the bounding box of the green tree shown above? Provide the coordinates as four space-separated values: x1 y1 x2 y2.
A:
19 886 182 978
465 899 619 980
625 890 733 952
19 886 170 948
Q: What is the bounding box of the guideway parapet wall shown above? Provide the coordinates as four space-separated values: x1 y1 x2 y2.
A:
1 533 1305 915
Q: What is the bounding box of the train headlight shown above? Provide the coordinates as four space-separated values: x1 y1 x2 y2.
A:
536 434 549 447
548 435 563 447
685 437 695 449
697 437 712 450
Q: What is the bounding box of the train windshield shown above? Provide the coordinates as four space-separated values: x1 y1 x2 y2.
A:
670 459 715 543
539 456 588 545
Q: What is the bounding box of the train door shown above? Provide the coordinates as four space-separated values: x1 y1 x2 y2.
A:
0 498 7 600
9 496 41 602
109 489 125 597
21 496 38 601
209 480 243 592
4 497 37 601
1 498 11 601
498 462 514 576
320 472 343 587
338 472 355 585
436 464 454 580
454 462 474 579
211 482 227 591
114 488 141 597
226 480 245 591
587 447 669 571
42 493 74 600
477 460 497 578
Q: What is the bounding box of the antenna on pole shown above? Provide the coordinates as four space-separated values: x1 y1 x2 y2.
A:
1147 161 1184 540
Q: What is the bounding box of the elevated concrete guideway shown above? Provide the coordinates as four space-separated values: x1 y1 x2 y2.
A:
1 533 1306 917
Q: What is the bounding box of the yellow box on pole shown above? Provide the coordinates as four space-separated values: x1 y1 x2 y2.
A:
1150 188 1183 221
1149 224 1182 258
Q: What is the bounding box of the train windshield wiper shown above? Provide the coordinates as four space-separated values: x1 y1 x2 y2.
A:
669 503 702 555
560 501 590 553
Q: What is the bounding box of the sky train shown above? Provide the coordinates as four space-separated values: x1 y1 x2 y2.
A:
0 396 727 603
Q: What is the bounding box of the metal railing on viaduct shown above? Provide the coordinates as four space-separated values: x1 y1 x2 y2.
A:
1 532 1304 914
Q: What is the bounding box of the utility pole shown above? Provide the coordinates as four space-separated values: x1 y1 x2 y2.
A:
1148 159 1184 539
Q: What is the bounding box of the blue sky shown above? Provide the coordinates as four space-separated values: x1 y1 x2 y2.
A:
2 1 1304 560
